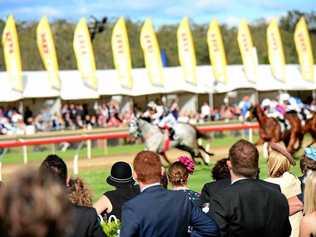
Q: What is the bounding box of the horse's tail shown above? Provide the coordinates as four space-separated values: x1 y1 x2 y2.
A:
190 124 212 140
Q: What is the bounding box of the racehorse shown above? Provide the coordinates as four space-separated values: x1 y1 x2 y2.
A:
128 117 213 165
246 104 303 154
303 112 316 146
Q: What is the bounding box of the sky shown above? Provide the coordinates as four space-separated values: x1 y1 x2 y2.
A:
0 0 315 26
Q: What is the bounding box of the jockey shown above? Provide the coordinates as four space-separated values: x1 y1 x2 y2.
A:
143 101 160 123
158 109 178 141
261 97 289 129
261 98 284 120
284 95 311 122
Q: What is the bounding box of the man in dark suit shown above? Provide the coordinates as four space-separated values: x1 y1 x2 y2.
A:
201 158 231 205
120 151 219 237
39 155 106 237
201 159 282 205
208 139 291 237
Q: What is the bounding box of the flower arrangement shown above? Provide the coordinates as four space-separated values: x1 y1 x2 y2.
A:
178 156 195 174
101 216 120 237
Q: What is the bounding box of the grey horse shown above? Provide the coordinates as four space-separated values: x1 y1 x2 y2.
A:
129 117 213 165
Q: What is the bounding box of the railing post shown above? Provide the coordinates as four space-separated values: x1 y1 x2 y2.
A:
22 145 28 164
104 139 108 155
0 148 7 181
0 162 2 181
73 154 79 176
86 139 92 160
248 127 253 143
51 144 56 154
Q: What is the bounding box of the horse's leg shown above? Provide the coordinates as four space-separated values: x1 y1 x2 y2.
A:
198 145 214 156
175 145 196 160
175 144 202 164
287 131 297 154
160 152 172 165
307 132 316 147
296 132 304 151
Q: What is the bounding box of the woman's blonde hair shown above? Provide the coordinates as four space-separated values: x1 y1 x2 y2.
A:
304 171 316 215
267 149 291 178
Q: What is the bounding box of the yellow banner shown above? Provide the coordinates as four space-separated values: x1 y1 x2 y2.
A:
177 17 197 84
294 17 314 82
140 18 163 86
2 15 23 92
267 18 286 82
207 19 228 84
237 20 257 83
37 16 60 90
73 18 97 90
112 17 133 89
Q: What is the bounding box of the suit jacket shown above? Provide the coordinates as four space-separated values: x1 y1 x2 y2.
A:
120 185 219 237
68 205 107 237
208 179 291 237
201 178 280 204
200 179 231 204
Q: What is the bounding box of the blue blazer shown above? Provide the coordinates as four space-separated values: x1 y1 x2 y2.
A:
120 185 219 237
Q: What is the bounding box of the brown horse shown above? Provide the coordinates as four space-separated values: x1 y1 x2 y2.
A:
246 104 282 145
247 104 303 154
303 112 316 146
283 111 304 154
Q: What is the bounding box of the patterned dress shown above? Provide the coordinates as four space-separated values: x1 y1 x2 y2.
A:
174 189 201 207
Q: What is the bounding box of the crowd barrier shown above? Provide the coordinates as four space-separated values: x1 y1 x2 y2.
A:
0 122 259 180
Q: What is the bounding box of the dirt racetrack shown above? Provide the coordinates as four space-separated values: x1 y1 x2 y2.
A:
1 146 230 179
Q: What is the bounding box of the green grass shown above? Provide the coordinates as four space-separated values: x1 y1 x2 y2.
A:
0 131 255 165
0 143 144 165
1 132 305 202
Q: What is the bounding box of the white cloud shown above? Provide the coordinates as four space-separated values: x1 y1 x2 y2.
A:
3 6 62 18
222 16 242 26
195 0 230 9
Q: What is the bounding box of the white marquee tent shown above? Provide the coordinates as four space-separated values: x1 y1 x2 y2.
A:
0 64 315 102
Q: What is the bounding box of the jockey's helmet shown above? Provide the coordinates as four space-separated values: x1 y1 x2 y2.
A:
147 101 157 110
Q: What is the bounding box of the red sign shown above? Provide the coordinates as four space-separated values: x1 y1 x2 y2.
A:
4 32 14 54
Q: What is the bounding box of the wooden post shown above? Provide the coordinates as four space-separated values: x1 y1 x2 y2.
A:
0 162 2 181
87 139 92 160
51 144 56 154
0 148 7 181
22 145 28 164
248 128 253 143
104 139 108 155
73 154 79 176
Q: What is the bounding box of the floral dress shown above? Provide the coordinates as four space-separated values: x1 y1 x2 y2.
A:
177 189 201 207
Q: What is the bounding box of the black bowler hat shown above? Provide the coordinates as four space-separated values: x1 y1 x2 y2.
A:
106 161 135 187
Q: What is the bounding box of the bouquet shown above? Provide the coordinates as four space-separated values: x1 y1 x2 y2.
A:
101 215 120 237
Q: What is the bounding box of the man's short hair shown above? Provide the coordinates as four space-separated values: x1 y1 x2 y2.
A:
39 155 68 185
229 139 259 178
133 151 161 184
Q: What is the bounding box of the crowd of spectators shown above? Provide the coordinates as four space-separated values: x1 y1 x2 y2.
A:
1 140 316 237
2 95 313 136
0 100 133 135
0 99 242 136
